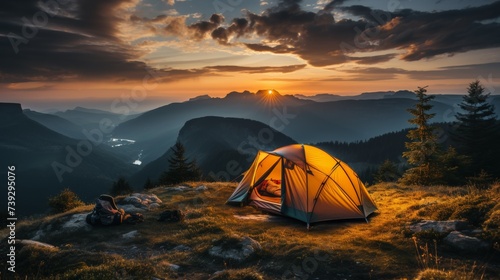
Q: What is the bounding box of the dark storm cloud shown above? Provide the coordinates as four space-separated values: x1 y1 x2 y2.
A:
0 0 159 83
203 0 500 66
371 2 500 61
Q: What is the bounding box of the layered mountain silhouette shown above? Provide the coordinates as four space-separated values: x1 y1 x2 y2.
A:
112 90 454 165
129 116 297 185
54 106 139 130
0 103 137 215
24 109 84 139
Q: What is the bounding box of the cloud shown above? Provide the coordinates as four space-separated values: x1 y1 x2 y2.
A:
342 2 500 61
348 54 396 65
188 13 225 40
204 64 307 73
0 0 156 83
184 0 500 66
335 62 500 81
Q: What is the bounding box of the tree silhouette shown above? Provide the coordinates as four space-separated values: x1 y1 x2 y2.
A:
143 177 155 190
454 80 499 176
110 176 134 196
159 141 201 185
400 87 443 185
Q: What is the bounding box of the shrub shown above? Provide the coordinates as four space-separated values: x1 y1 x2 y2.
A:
466 170 494 190
423 193 496 227
483 209 500 243
48 188 85 213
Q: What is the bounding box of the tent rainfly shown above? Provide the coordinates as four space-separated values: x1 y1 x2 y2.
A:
227 144 377 228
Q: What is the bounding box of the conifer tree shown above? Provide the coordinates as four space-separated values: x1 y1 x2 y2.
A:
143 177 154 190
400 87 443 185
454 80 499 176
110 177 134 196
159 141 201 185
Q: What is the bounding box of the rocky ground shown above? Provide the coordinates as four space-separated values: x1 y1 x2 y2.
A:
1 182 499 279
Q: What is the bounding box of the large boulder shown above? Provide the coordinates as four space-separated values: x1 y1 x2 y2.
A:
444 231 489 252
408 220 469 233
209 236 261 262
32 213 92 241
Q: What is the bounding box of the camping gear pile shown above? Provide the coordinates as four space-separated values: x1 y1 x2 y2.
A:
86 195 144 226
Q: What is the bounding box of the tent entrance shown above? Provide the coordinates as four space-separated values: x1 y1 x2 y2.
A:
248 156 283 212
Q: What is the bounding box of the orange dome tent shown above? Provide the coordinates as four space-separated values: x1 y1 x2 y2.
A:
227 144 377 228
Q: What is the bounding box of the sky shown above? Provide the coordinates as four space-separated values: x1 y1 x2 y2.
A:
1 0 500 111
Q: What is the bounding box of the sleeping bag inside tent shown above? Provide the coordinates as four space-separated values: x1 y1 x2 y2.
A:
226 144 377 227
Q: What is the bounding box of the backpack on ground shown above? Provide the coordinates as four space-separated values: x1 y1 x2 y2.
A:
86 194 124 226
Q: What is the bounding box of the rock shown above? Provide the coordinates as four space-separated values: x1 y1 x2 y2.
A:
149 203 160 210
119 204 146 213
196 185 208 191
444 231 489 252
208 236 261 262
122 230 139 239
122 196 142 206
168 186 191 191
119 193 162 211
32 213 92 241
167 264 180 271
61 214 92 232
408 220 469 233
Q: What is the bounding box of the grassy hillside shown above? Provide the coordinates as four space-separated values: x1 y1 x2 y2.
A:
1 182 499 279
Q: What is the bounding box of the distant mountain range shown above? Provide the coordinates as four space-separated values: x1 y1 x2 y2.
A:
111 90 459 165
294 90 416 102
4 89 499 215
0 103 138 215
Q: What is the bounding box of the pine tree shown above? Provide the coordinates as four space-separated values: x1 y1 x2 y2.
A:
159 141 201 186
400 87 443 185
110 177 134 196
143 177 155 190
454 80 499 176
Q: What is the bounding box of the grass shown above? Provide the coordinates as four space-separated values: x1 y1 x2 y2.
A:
1 182 499 279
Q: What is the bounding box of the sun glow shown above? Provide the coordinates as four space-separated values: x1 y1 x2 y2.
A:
259 89 281 108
